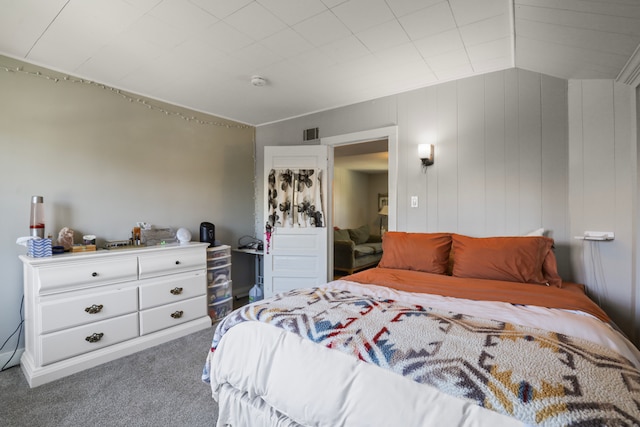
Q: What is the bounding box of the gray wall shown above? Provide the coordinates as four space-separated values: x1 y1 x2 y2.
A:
568 80 637 343
256 68 639 345
0 56 256 368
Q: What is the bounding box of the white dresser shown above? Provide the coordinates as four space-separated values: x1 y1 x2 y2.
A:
19 242 211 387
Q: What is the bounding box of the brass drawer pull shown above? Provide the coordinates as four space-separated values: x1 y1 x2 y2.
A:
171 310 184 319
85 332 104 343
85 304 104 314
170 287 183 295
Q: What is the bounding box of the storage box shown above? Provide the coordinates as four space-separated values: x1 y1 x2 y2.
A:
207 265 230 286
207 246 230 259
207 255 230 268
209 297 233 322
27 238 52 258
208 280 232 303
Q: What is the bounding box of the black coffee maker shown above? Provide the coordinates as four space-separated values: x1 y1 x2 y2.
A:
200 222 215 247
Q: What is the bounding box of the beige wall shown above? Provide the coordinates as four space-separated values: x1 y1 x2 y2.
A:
333 169 388 234
0 56 256 367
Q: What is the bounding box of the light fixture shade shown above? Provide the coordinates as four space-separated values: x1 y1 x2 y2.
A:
378 205 389 216
418 144 434 167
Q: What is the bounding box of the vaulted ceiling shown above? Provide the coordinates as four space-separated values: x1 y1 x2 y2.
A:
1 0 639 126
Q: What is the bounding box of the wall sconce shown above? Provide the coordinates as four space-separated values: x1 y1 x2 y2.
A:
418 144 434 168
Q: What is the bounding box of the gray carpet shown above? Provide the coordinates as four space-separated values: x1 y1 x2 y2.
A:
0 327 218 427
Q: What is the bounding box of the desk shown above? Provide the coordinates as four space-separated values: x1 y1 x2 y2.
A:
232 248 263 297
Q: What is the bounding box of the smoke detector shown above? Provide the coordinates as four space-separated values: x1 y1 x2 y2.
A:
251 76 267 87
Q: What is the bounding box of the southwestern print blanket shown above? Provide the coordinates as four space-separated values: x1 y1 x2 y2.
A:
208 287 640 426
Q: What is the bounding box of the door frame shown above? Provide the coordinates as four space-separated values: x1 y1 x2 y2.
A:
321 126 398 274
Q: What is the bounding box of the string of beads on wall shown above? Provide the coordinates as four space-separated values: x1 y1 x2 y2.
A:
0 63 253 130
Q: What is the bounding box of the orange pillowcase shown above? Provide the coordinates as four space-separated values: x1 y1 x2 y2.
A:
378 232 452 274
451 234 562 287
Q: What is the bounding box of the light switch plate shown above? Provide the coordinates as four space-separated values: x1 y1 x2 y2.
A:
410 196 418 208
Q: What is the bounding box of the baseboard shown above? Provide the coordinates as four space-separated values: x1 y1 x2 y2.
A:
0 347 24 370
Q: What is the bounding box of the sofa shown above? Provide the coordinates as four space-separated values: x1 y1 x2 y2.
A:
334 225 383 275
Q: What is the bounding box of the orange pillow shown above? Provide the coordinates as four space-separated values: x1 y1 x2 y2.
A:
378 232 451 274
541 248 563 288
451 234 560 286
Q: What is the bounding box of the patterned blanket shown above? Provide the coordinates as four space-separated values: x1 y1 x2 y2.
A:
207 287 640 426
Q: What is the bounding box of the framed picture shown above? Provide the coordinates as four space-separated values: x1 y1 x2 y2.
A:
378 193 388 211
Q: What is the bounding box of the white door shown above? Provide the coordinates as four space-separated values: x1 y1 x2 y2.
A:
263 145 329 298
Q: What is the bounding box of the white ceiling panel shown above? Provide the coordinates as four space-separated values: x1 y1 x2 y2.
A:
356 19 411 52
426 49 472 77
231 42 283 71
320 36 370 63
293 10 352 47
148 0 218 33
261 28 315 58
386 0 442 18
259 0 328 26
459 13 511 47
225 2 287 41
198 21 254 53
124 15 188 49
467 37 512 64
414 29 465 59
449 0 508 26
188 0 253 19
399 2 457 41
0 0 69 56
516 17 640 56
332 0 396 33
0 0 639 125
516 37 628 79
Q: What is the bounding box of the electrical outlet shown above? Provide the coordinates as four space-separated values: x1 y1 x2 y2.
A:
410 196 418 208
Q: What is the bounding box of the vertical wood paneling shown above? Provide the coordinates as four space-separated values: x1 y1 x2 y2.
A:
568 80 585 283
608 83 634 334
582 82 616 229
436 81 459 233
635 86 640 347
568 80 637 342
424 86 439 233
484 71 507 236
457 76 486 235
541 75 569 277
541 75 568 239
401 88 428 232
518 70 543 230
396 94 410 231
504 69 521 235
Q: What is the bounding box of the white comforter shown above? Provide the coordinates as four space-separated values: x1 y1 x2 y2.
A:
205 279 640 427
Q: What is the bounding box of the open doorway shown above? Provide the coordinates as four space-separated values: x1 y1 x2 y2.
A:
333 140 388 279
321 125 398 280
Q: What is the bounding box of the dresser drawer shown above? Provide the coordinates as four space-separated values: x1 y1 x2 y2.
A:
139 271 206 310
139 295 207 335
40 313 139 365
36 257 138 294
138 248 206 279
40 286 138 334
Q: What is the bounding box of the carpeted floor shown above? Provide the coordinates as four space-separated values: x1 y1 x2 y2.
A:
0 327 218 427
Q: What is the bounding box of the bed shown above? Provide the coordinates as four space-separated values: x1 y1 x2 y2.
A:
203 232 640 426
